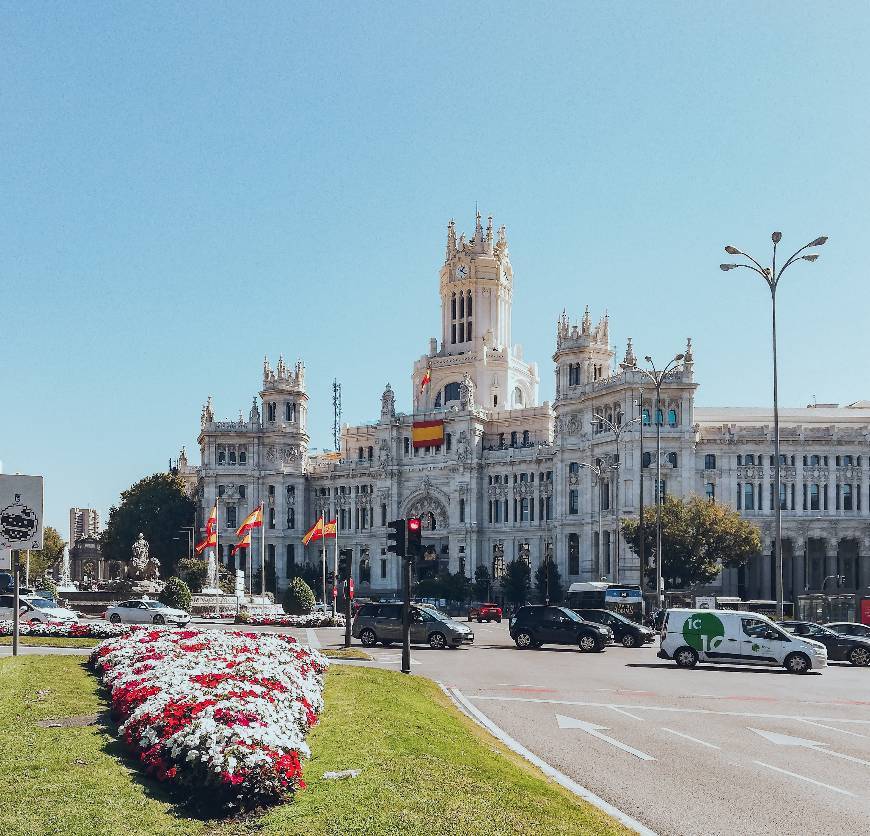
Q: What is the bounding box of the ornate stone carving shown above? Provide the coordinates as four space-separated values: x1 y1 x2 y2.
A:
459 372 475 409
377 438 393 472
381 383 396 420
456 430 471 463
131 533 160 582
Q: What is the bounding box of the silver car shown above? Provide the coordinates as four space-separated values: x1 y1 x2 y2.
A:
352 602 473 649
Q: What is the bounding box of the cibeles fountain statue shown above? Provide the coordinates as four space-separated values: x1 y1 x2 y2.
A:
130 532 163 593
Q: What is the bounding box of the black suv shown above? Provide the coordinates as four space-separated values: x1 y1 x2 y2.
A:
574 608 655 648
779 620 870 666
510 605 610 652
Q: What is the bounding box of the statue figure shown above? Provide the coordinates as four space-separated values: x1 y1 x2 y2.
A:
459 372 475 410
381 383 396 420
131 533 160 582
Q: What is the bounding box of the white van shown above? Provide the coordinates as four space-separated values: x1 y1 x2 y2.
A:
659 609 827 674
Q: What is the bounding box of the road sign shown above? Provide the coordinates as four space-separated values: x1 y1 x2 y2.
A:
0 475 44 551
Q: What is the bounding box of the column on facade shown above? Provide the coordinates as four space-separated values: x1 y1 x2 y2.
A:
825 537 839 590
790 537 806 600
759 545 772 600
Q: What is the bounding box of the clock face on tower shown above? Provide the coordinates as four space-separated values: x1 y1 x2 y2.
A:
455 264 468 281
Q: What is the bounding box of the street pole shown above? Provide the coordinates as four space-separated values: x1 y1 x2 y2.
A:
655 384 662 609
401 556 412 674
720 231 827 621
638 389 645 587
12 553 20 657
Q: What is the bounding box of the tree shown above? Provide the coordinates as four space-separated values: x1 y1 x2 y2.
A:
472 564 491 602
501 559 532 608
176 557 209 593
534 557 564 604
159 577 192 612
287 561 322 594
621 495 762 590
441 570 471 604
26 526 65 582
283 576 315 614
101 473 196 579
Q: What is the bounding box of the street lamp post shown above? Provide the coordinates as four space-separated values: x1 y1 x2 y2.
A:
622 355 684 610
721 232 827 620
591 412 642 583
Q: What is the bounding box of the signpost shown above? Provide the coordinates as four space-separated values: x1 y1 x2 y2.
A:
0 475 44 659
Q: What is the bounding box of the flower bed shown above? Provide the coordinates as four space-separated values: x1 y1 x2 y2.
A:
236 612 345 628
196 610 238 620
0 620 136 639
91 628 328 809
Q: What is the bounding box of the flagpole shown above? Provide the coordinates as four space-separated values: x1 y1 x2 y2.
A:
332 511 339 617
321 515 327 609
214 497 220 606
260 501 266 599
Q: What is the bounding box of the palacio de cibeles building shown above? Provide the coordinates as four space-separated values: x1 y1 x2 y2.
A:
175 212 870 616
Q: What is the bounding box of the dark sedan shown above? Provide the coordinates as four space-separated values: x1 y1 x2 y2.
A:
510 605 611 652
778 620 870 666
825 622 870 640
574 608 655 647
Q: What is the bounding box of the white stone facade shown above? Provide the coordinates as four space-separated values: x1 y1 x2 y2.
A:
184 215 870 603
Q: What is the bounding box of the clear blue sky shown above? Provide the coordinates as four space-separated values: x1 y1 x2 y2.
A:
3 3 868 537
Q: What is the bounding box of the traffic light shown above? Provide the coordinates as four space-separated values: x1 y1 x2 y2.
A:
406 517 422 560
338 548 352 581
386 519 406 558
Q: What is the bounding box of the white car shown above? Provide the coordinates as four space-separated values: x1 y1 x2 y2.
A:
105 599 190 627
0 594 78 624
659 608 827 674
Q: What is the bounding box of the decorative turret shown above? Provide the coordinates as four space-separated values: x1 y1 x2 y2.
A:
553 307 615 398
683 337 694 377
446 219 456 259
260 355 309 441
623 337 637 369
582 305 591 335
200 396 214 429
249 396 261 424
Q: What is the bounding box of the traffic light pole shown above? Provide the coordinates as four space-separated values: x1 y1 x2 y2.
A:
401 556 412 674
344 580 352 648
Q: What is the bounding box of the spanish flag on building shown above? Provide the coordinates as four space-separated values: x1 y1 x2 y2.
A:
412 419 444 448
195 504 217 554
235 505 263 538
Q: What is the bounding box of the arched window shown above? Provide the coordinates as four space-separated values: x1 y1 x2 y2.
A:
434 391 442 408
267 402 276 422
466 290 472 316
451 292 456 319
745 454 755 466
642 408 651 426
616 412 624 426
459 497 465 522
667 409 678 427
568 533 580 575
446 433 452 452
569 462 579 475
810 454 820 466
285 402 292 422
467 319 472 341
704 454 716 470
367 446 373 461
514 386 524 406
642 451 652 468
510 431 518 447
358 447 364 460
459 293 465 318
667 452 678 468
443 381 461 403
655 409 664 426
522 430 530 445
744 482 755 510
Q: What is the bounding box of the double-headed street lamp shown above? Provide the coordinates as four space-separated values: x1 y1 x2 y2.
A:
591 412 642 583
721 232 827 620
622 354 684 610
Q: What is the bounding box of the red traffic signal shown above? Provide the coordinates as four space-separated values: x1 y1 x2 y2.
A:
408 518 421 533
407 517 422 558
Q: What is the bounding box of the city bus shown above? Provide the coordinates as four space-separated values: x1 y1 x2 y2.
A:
566 582 644 623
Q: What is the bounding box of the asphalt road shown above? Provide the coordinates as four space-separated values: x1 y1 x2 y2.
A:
6 618 868 835
301 619 870 836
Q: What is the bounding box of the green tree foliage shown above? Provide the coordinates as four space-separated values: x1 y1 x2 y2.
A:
101 474 196 578
159 577 192 611
26 526 65 582
283 576 316 614
534 557 564 604
501 560 532 608
287 561 322 594
472 564 491 602
176 557 209 593
415 571 471 604
621 495 762 589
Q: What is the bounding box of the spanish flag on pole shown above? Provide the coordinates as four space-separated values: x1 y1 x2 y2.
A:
322 519 337 538
235 505 263 538
302 516 324 545
195 505 217 554
231 531 251 556
419 368 431 392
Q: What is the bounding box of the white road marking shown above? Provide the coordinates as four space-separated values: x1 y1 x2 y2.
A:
660 727 721 750
555 714 655 761
750 727 870 768
373 654 422 665
610 706 646 721
753 761 854 796
798 719 867 739
305 628 321 649
448 691 658 836
471 695 870 725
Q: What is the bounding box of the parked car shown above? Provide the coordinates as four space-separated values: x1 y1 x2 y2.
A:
659 609 826 674
779 620 870 666
825 622 870 640
0 594 78 624
574 608 655 647
105 599 190 627
509 605 611 652
352 602 473 649
468 602 503 623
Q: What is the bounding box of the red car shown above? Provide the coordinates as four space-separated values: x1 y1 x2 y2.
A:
468 602 502 623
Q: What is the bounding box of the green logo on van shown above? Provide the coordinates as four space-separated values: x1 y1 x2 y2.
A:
682 612 725 652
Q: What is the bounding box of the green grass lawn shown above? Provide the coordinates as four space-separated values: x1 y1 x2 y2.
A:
319 647 372 660
0 658 628 836
0 636 98 648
